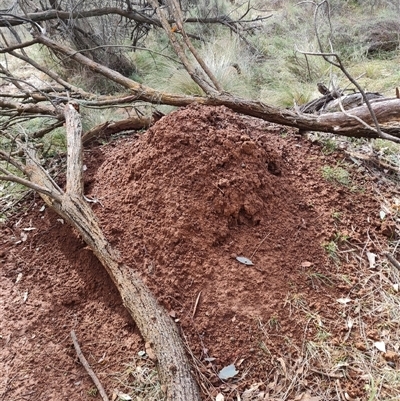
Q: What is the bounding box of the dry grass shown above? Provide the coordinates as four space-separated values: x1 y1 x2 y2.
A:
110 355 163 401
251 183 400 401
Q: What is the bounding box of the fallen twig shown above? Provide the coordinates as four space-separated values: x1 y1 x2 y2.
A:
384 252 400 271
71 330 110 401
192 291 202 319
251 233 270 259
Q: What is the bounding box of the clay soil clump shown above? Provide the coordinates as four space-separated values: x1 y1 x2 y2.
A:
1 105 385 400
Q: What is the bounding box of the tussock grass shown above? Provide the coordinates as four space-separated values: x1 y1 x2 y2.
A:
143 35 255 98
322 164 351 186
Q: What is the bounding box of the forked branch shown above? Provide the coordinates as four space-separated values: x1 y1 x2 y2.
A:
307 0 399 142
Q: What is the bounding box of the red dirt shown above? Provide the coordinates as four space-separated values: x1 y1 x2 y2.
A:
0 105 388 400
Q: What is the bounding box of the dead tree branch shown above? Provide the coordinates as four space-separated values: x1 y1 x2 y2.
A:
0 8 268 28
308 0 398 142
166 0 223 92
0 103 202 400
147 0 220 95
1 22 400 143
82 116 153 145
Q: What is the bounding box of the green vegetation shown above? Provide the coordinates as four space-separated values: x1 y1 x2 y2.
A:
323 231 350 263
306 271 333 288
268 315 281 330
323 240 339 261
321 138 339 155
321 164 351 186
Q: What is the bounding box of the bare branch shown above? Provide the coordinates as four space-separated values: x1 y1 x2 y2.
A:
310 0 388 140
32 121 64 139
0 59 28 93
385 253 400 271
1 30 399 142
0 170 61 200
65 103 83 195
34 32 205 104
0 12 44 32
167 0 223 92
336 95 400 143
147 0 219 95
0 9 156 28
0 8 267 28
0 99 61 117
6 49 93 98
82 116 152 144
0 38 38 53
0 149 27 172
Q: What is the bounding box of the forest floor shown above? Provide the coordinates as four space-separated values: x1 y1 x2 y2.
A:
1 104 399 401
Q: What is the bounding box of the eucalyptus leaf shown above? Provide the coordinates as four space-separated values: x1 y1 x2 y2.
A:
236 256 254 266
218 364 239 380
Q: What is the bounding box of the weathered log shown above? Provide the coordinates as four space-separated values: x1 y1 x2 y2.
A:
300 91 384 114
82 116 153 144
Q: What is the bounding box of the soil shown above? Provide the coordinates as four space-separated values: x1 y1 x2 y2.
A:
0 104 390 400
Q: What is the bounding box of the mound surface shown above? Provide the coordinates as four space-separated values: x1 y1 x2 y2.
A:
1 104 383 399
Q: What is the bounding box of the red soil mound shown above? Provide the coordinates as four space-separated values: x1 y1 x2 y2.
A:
1 104 383 400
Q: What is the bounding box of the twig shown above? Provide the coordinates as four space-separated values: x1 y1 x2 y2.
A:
385 252 400 271
70 330 110 401
335 95 400 142
192 291 202 319
336 378 346 400
251 233 270 259
308 368 343 379
148 0 220 95
181 330 216 400
0 171 61 200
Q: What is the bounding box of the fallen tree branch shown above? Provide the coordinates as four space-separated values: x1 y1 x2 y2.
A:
307 0 393 141
71 330 110 401
0 8 267 28
335 93 400 143
0 99 62 117
1 27 400 142
10 103 201 401
30 33 400 141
